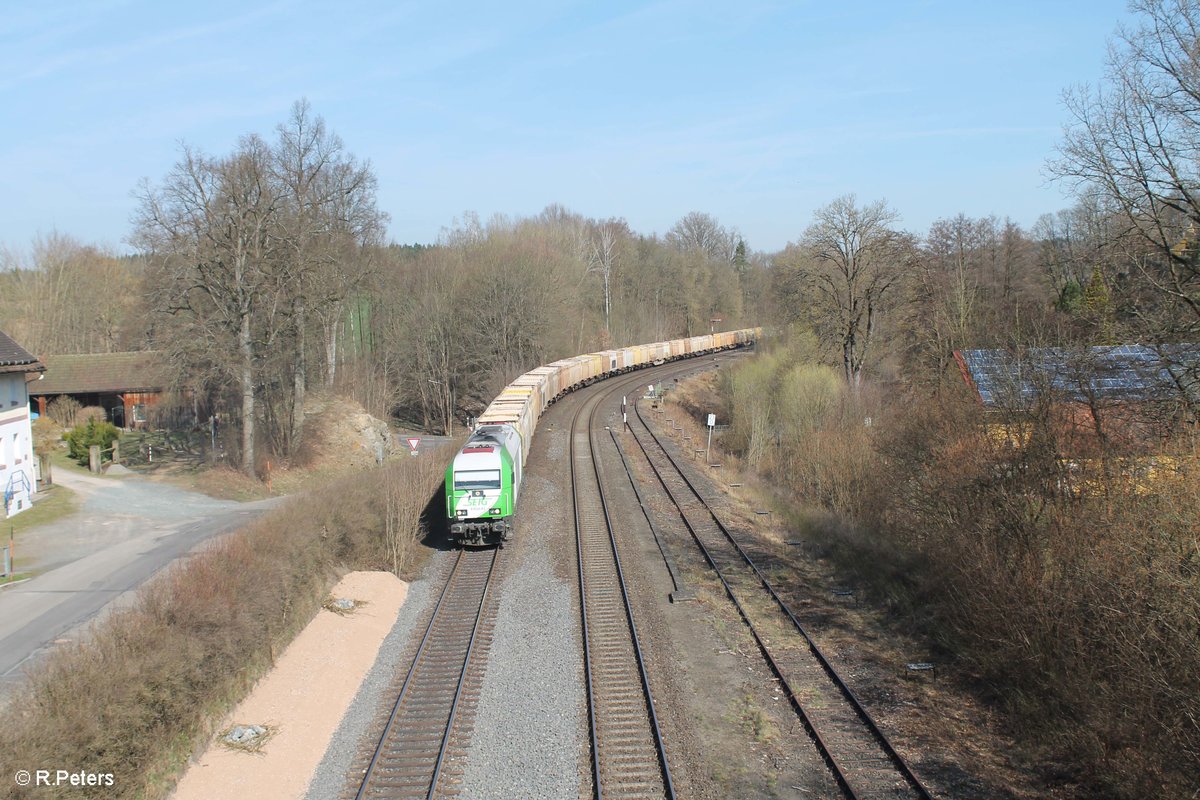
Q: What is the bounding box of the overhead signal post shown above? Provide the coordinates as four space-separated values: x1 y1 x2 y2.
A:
706 413 716 462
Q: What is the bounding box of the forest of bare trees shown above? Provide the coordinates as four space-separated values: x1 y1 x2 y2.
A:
0 2 1197 796
0 85 1187 476
3 1 1200 798
0 113 758 476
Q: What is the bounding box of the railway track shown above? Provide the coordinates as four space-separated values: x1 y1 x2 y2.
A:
354 548 499 800
352 355 731 800
627 398 935 800
572 372 678 800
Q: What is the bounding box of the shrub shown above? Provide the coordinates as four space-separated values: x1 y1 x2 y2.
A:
868 401 1200 797
31 416 61 457
0 451 448 800
78 406 107 424
63 419 121 466
721 342 1199 795
46 396 83 428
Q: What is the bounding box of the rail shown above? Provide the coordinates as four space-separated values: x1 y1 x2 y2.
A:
355 548 498 799
627 397 935 800
572 369 682 800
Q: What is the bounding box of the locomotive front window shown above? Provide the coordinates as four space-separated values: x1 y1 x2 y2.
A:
455 469 502 490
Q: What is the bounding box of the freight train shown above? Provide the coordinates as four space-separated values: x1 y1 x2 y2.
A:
445 328 760 546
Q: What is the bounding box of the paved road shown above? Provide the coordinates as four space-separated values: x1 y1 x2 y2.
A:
0 469 283 696
396 433 454 455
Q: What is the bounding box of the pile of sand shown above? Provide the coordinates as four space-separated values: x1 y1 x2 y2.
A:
171 571 408 799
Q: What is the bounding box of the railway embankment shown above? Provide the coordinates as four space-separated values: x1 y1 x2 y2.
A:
171 571 408 800
675 351 1200 799
0 451 447 800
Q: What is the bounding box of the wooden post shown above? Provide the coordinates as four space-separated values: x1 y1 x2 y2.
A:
88 445 100 473
112 440 120 465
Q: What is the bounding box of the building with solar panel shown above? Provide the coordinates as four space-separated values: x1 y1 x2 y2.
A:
953 344 1199 464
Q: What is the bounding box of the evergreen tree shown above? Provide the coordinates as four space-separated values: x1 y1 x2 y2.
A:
733 239 749 276
1082 265 1116 343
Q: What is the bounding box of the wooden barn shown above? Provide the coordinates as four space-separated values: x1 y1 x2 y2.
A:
31 351 169 430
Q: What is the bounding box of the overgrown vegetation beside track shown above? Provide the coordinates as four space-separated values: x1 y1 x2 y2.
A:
874 400 1200 797
709 347 1200 799
0 453 447 800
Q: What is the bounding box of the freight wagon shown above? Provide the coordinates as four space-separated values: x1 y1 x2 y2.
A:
445 328 761 545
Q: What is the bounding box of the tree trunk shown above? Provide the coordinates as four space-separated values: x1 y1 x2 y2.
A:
292 297 306 451
325 302 340 389
240 309 256 476
604 270 611 336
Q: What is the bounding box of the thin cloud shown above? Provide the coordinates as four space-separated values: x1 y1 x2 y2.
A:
0 2 289 91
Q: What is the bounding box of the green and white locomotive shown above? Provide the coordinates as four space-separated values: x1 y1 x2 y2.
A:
445 424 523 546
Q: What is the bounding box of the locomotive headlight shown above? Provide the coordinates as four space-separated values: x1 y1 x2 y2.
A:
489 507 501 516
457 509 468 517
472 490 484 498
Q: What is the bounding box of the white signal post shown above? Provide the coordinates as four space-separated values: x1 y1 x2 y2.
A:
706 413 716 462
623 395 627 431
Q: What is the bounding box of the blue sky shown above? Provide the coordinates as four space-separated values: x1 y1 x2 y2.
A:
0 0 1131 255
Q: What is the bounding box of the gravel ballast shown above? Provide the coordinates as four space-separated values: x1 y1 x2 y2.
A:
455 494 584 799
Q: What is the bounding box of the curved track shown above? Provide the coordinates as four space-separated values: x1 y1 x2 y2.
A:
627 397 935 800
355 549 498 800
352 352 739 800
571 370 678 800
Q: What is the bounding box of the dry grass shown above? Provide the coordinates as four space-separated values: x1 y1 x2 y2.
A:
0 454 447 800
182 464 275 501
322 597 369 616
713 348 1200 798
829 407 1198 797
216 723 278 754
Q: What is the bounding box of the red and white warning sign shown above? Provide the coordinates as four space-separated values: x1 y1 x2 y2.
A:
406 437 421 451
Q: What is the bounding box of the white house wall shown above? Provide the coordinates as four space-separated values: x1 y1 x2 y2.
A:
0 373 36 517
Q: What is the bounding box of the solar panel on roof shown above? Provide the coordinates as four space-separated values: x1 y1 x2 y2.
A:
958 344 1200 407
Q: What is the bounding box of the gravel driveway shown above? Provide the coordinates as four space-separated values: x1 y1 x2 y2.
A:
0 467 282 696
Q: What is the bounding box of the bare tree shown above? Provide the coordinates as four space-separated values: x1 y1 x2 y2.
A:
1033 197 1125 306
786 195 908 389
931 216 983 343
0 234 146 355
133 137 283 474
586 218 627 339
273 99 385 450
1052 0 1200 333
666 211 736 263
